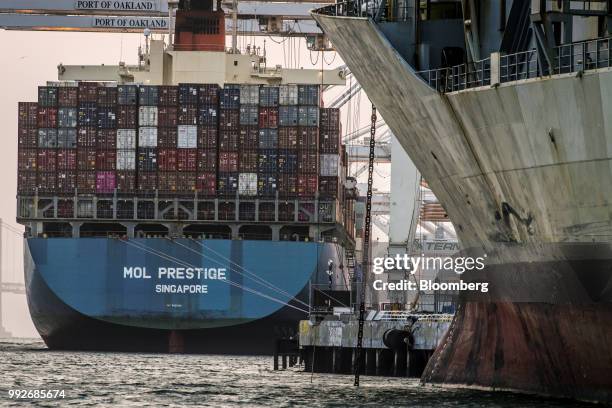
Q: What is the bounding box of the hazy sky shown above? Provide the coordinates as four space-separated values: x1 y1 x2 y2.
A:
0 30 386 338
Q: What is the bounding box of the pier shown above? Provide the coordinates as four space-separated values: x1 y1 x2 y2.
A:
298 312 451 377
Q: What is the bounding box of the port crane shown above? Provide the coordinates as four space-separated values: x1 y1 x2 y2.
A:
0 0 334 50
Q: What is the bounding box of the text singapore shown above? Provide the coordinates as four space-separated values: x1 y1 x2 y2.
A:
123 266 227 294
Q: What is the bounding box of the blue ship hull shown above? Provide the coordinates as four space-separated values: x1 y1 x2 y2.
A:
24 238 345 354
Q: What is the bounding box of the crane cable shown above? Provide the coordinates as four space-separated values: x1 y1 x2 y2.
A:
354 103 377 386
177 238 309 308
182 238 349 308
121 238 309 314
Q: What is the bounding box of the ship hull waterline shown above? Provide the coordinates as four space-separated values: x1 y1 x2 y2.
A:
24 237 344 355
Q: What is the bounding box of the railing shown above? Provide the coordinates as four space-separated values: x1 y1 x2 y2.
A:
17 194 341 225
418 37 612 92
417 58 491 92
500 49 543 82
554 36 612 74
315 0 414 22
315 0 612 91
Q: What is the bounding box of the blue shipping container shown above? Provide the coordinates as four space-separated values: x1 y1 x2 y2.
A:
258 129 278 149
220 87 241 109
258 150 278 173
78 103 97 127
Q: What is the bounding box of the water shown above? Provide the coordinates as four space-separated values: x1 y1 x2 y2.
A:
0 338 594 407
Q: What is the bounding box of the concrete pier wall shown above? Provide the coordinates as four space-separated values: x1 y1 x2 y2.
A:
298 317 451 377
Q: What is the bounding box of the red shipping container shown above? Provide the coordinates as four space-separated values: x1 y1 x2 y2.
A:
116 171 136 192
198 84 219 105
219 109 240 130
37 149 57 172
18 149 37 171
259 107 279 128
158 148 178 171
158 106 178 127
96 171 116 193
297 174 317 198
137 171 157 191
97 129 117 149
319 128 341 153
196 173 216 195
37 172 57 193
198 126 218 149
177 172 196 192
57 149 77 170
77 148 97 171
218 152 238 172
117 105 137 128
197 149 217 172
177 148 198 171
97 87 118 106
37 107 58 128
278 173 297 196
77 171 96 193
158 128 178 148
58 87 78 107
96 150 117 170
239 126 258 149
17 170 37 194
219 130 239 151
298 127 318 150
57 171 77 193
320 107 341 128
77 127 97 147
158 172 178 192
298 151 318 173
178 105 198 125
238 150 258 172
18 128 38 148
18 102 38 128
159 86 179 106
279 127 298 149
78 83 99 102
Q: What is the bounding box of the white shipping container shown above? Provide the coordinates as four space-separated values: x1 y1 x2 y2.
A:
177 125 197 148
279 85 298 105
320 154 340 177
116 149 136 170
139 106 158 126
139 127 158 147
240 85 260 105
117 129 137 149
238 173 258 196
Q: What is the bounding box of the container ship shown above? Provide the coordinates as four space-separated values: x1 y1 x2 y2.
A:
15 1 355 354
312 0 612 403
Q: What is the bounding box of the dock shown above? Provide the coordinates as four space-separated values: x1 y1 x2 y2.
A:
297 312 451 377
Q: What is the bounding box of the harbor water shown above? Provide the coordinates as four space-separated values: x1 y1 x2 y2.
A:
0 338 594 407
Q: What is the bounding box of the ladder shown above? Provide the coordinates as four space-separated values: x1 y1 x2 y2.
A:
354 104 377 387
345 248 356 281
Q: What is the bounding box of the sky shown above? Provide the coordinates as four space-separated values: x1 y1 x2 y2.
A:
0 30 389 338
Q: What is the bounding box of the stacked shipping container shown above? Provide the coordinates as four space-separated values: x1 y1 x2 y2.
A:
18 82 344 204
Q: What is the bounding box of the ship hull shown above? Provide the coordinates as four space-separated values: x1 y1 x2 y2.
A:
425 301 612 403
311 11 612 403
24 238 346 354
